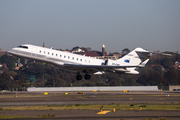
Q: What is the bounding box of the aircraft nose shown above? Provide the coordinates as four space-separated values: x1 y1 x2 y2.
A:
8 48 18 55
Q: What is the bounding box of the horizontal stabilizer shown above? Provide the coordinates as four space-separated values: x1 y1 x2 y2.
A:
139 59 149 67
136 51 172 56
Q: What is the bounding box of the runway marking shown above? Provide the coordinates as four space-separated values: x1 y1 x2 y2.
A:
76 97 87 99
97 111 111 114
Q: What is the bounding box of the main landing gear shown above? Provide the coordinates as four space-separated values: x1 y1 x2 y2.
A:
76 74 82 80
76 74 91 80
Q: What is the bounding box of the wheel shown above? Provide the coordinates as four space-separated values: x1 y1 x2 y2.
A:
84 74 91 80
76 75 82 80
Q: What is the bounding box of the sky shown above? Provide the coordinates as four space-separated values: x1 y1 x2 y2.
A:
0 0 180 53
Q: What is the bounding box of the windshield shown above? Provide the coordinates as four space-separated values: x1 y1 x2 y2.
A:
17 46 28 49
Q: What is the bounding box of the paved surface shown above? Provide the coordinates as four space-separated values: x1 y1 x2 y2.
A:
0 91 180 106
0 91 180 120
0 110 180 120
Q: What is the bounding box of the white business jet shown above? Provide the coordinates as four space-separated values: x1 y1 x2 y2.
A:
8 44 161 80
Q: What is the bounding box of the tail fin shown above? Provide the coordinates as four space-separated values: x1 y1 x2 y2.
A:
116 47 149 66
116 47 150 74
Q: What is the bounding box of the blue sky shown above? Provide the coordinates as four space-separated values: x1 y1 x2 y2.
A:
0 0 180 53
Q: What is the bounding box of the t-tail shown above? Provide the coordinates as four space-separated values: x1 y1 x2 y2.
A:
116 47 150 74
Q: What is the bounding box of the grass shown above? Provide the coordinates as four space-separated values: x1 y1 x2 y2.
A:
139 105 147 107
1 104 180 111
0 114 55 119
0 115 33 119
38 114 55 118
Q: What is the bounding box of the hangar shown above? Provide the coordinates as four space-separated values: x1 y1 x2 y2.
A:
169 85 180 91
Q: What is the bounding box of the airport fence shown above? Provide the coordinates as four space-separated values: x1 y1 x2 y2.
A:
8 87 27 91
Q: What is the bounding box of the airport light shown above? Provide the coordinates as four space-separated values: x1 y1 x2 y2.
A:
100 106 103 112
130 104 133 110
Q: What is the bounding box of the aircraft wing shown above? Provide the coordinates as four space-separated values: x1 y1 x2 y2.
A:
62 64 140 74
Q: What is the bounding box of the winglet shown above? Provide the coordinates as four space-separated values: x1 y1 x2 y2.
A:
139 59 149 67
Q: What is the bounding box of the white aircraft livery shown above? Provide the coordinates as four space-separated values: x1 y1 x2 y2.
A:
8 44 164 80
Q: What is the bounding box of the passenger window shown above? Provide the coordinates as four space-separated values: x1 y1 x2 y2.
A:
72 57 74 60
48 52 49 55
68 56 70 59
52 53 53 56
80 59 82 61
56 54 58 56
77 58 78 61
44 51 46 54
39 50 41 53
60 55 62 57
64 56 66 58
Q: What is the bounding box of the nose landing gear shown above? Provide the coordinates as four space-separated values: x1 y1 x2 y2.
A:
16 58 21 66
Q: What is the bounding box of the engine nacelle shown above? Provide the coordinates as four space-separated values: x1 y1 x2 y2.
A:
125 70 139 74
104 59 120 66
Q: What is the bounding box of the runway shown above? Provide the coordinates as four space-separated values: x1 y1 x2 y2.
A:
0 91 180 106
0 110 180 120
0 91 180 120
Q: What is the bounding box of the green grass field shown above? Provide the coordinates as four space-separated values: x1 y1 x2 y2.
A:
0 115 33 119
1 104 180 111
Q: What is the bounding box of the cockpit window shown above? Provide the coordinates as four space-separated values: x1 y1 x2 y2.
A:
17 46 28 49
